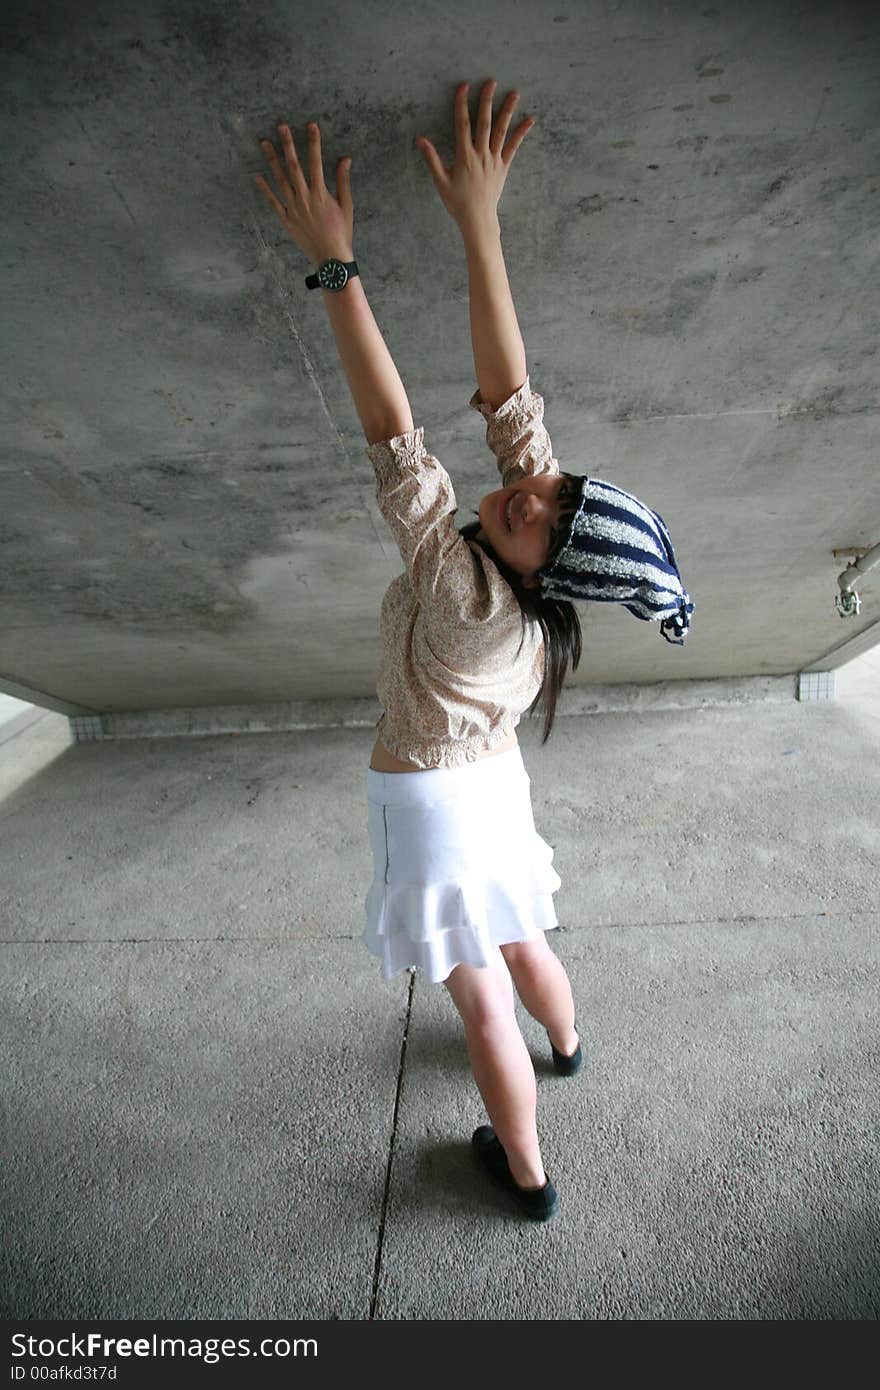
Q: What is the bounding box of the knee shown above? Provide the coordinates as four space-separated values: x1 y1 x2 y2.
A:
445 964 514 1036
465 1000 515 1040
501 937 550 977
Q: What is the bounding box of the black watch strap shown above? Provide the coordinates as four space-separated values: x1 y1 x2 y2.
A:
305 259 359 291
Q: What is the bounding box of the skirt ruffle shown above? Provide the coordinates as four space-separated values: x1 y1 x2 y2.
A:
363 747 562 984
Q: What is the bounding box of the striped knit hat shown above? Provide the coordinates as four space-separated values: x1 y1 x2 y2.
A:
538 476 694 645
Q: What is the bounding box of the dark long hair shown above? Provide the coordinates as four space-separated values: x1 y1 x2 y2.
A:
457 517 583 745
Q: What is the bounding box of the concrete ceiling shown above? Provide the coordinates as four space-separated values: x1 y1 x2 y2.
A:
3 0 879 717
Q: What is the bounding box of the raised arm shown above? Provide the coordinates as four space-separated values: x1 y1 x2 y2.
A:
417 79 537 410
462 225 527 412
256 119 413 446
321 276 414 445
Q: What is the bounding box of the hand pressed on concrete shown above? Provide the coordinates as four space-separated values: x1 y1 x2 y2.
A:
255 119 354 269
416 78 537 238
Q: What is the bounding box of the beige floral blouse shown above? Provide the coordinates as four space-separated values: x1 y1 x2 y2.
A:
365 375 561 769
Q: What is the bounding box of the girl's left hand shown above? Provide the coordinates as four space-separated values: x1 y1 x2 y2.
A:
255 121 354 267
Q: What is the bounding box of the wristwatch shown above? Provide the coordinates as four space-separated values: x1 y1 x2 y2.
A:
305 257 359 292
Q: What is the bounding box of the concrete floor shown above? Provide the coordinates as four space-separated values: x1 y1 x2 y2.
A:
1 657 878 1319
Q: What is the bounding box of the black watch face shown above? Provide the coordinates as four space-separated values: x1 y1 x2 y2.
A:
318 259 348 290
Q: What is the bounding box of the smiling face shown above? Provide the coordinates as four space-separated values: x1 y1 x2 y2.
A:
475 472 580 589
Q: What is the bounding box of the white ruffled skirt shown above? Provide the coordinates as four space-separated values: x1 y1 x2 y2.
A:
364 744 562 984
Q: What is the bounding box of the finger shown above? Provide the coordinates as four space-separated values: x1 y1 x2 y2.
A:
306 121 326 191
490 89 520 156
474 78 497 150
503 115 537 162
260 137 294 200
254 173 289 224
454 80 472 152
276 123 308 196
336 155 353 209
416 136 448 186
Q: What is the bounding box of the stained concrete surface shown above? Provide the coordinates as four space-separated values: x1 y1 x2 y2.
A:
3 0 880 714
1 659 878 1319
3 0 879 1321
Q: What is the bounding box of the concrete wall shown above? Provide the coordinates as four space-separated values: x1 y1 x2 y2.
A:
2 0 879 717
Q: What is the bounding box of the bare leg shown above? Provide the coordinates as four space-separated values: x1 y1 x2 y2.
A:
444 951 546 1190
500 936 578 1057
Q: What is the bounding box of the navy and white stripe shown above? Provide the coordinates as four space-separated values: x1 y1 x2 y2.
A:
538 477 694 645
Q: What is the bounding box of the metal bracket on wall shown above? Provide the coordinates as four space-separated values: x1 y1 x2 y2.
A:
833 542 880 619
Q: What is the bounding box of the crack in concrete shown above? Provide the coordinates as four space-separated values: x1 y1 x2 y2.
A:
2 907 873 948
249 215 396 567
624 406 778 423
369 968 414 1320
75 113 138 228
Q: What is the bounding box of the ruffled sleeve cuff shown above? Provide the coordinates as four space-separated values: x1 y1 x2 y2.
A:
468 375 535 424
365 425 426 484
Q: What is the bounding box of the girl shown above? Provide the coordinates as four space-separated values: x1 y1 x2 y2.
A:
256 79 692 1222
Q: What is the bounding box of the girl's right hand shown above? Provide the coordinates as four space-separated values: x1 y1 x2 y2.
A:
416 79 536 238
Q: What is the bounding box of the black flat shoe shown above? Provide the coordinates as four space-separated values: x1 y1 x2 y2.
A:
547 1024 582 1076
471 1125 559 1221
